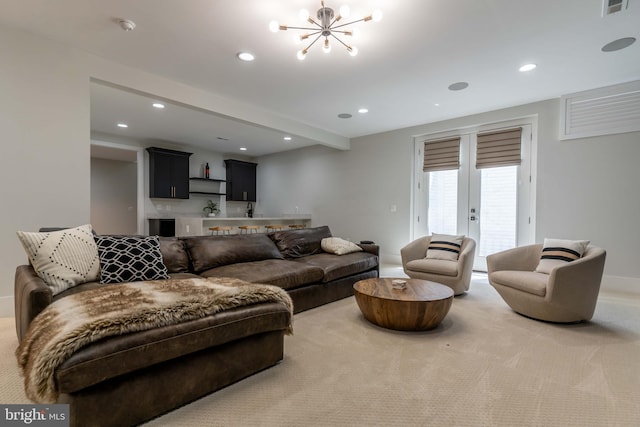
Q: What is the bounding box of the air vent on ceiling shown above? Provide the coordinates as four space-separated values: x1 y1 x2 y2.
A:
560 80 640 140
603 0 629 16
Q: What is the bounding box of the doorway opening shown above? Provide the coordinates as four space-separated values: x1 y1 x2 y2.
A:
90 142 144 235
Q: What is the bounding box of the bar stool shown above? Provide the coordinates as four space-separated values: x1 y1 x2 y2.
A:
288 224 305 229
264 225 285 232
209 226 233 235
238 225 260 234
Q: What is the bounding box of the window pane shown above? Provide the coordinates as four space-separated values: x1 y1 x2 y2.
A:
479 166 517 256
428 170 458 235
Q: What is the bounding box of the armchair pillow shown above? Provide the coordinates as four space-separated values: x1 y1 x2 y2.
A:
16 224 100 295
535 238 590 274
321 237 363 255
426 234 465 261
95 235 169 284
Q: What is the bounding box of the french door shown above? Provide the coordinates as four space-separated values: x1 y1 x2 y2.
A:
417 123 534 271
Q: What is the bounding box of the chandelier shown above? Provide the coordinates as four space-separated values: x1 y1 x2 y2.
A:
269 1 383 60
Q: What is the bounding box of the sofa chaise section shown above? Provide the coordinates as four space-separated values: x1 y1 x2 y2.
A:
56 302 290 427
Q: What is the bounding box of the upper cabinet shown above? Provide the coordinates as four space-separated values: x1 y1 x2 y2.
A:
224 159 257 202
147 147 192 199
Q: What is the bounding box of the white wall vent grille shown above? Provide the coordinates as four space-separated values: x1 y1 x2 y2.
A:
602 0 628 16
560 80 640 140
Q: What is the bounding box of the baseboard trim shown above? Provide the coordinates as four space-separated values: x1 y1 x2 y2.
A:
601 275 640 296
0 296 14 318
381 253 401 266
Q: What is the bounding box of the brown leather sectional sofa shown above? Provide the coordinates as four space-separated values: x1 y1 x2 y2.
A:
14 225 379 426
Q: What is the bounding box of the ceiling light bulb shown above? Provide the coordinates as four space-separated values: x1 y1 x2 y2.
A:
348 46 358 57
152 103 165 109
339 5 351 19
240 147 248 151
237 52 255 61
117 123 128 128
323 39 331 53
269 20 280 33
299 9 310 21
519 63 537 72
284 136 292 141
358 108 369 114
297 49 307 60
372 10 383 22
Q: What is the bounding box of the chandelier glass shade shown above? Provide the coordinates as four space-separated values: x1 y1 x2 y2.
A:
269 1 382 60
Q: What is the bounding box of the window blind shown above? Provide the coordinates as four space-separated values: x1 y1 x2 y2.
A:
476 128 522 169
423 137 461 172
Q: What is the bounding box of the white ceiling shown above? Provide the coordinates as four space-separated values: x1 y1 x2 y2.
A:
2 0 639 156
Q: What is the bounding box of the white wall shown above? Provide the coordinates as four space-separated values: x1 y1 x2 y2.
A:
258 99 640 290
259 139 413 257
0 26 91 316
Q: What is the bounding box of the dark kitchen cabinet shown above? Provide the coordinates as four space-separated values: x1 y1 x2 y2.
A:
147 147 192 199
224 159 257 202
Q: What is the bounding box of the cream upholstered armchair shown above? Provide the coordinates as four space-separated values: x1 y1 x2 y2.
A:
400 236 476 295
487 244 606 323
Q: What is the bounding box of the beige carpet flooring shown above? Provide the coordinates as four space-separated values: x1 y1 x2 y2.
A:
2 274 639 426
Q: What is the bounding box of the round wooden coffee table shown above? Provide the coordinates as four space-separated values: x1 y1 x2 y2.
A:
353 278 454 331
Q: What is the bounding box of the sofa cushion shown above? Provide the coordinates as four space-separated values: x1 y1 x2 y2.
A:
95 235 169 284
426 233 465 261
321 237 363 255
406 258 458 277
269 226 332 259
490 270 548 297
16 224 100 295
184 234 283 273
535 238 590 274
200 259 324 290
159 237 190 273
293 252 378 283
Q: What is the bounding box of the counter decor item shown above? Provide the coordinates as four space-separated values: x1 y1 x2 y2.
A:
203 200 220 217
205 162 210 179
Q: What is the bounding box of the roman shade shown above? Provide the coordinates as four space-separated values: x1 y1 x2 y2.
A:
423 137 461 172
476 128 522 169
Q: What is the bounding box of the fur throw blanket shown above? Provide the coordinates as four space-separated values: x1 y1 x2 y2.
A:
16 276 293 403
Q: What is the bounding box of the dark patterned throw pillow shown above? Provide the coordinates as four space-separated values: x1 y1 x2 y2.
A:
95 235 169 284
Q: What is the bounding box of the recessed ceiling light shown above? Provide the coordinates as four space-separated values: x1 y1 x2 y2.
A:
358 108 369 114
240 147 248 151
448 82 469 91
237 52 255 61
283 136 292 141
117 123 128 128
519 63 537 72
601 37 636 52
338 113 352 119
152 103 165 109
434 103 440 107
